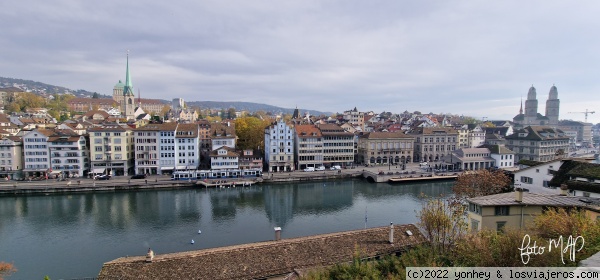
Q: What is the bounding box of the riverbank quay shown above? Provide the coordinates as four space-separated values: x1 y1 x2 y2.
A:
0 176 194 196
0 163 460 196
97 224 425 280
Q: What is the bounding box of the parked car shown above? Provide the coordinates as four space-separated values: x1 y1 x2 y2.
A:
304 167 315 172
95 174 111 180
330 165 342 170
315 166 326 171
131 174 147 179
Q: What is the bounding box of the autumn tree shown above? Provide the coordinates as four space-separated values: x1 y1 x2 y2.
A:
417 197 468 255
47 94 74 119
4 92 45 113
160 105 171 118
0 262 16 280
452 169 511 199
235 116 270 150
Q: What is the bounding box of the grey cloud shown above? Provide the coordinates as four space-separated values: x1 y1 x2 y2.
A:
1 0 599 123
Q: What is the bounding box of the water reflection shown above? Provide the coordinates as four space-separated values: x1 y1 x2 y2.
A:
0 178 453 279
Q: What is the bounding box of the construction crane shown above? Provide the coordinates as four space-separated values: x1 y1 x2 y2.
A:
568 109 595 122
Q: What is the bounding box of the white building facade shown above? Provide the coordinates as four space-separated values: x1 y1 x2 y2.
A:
264 120 295 172
513 159 563 194
22 129 53 177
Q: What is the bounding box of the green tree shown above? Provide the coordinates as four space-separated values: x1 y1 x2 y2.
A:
461 116 478 125
227 108 237 119
92 92 99 98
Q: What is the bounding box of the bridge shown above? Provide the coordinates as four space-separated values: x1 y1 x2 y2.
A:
362 170 458 183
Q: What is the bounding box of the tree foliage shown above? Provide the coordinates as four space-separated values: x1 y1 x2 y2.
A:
0 262 16 280
461 116 479 125
452 169 511 199
4 92 46 113
235 117 270 150
227 108 237 119
417 197 467 255
47 94 74 119
301 205 600 279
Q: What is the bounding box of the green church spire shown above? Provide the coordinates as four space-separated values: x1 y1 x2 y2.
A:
123 51 134 96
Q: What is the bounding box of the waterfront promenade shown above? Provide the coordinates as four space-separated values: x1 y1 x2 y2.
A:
0 162 457 195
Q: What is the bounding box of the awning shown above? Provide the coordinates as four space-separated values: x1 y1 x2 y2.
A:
92 168 105 174
160 167 174 170
50 170 62 175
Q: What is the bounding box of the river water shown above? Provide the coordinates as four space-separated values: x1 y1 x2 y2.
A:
0 179 454 279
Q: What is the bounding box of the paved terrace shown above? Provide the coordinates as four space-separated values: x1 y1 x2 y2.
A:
98 224 425 280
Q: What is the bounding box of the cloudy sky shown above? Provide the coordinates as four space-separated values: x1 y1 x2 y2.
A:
1 0 599 123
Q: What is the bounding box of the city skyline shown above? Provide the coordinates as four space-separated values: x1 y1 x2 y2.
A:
1 1 600 123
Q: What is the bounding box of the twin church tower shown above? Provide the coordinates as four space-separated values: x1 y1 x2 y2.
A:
513 85 560 127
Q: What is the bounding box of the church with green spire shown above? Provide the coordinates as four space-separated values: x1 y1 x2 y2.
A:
112 53 136 120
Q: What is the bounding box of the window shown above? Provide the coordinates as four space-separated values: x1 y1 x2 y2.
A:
496 221 506 232
520 176 533 184
471 218 480 232
468 203 482 215
495 206 509 216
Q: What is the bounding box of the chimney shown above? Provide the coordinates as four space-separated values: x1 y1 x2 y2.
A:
389 222 394 244
560 184 569 196
145 248 154 263
515 188 523 203
274 227 281 241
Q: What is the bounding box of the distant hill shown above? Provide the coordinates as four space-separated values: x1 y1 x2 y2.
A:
187 101 331 116
0 76 330 116
0 77 110 98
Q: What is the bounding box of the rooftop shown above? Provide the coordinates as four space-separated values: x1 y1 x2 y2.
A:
467 191 596 207
98 224 424 280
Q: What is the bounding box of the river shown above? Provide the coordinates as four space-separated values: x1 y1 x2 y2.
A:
0 178 454 279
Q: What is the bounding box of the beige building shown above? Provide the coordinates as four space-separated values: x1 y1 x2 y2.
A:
505 126 569 163
357 132 414 166
343 107 365 131
318 124 355 167
0 136 23 179
294 124 323 170
89 124 135 176
133 123 161 175
558 120 593 147
67 98 117 113
408 127 458 163
446 147 495 171
467 191 599 232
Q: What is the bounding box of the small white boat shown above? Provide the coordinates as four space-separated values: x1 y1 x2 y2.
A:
198 230 202 234
191 239 195 244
